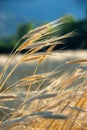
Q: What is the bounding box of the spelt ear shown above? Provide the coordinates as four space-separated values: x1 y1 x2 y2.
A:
16 34 42 52
0 95 16 101
66 59 87 64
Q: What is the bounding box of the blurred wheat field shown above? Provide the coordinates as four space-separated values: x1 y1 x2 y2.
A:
0 16 87 130
0 51 87 89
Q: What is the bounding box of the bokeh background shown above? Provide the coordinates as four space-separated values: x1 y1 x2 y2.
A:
0 0 87 53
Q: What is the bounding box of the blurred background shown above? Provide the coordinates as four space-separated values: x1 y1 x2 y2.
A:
0 0 87 88
0 0 87 53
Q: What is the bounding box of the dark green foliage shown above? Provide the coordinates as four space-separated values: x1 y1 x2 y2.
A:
64 19 87 49
55 17 87 50
0 16 87 53
17 22 34 39
0 23 35 53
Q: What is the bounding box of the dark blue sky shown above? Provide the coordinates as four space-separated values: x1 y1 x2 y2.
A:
0 0 87 38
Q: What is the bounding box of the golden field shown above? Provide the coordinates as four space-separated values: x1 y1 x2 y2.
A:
0 16 87 130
